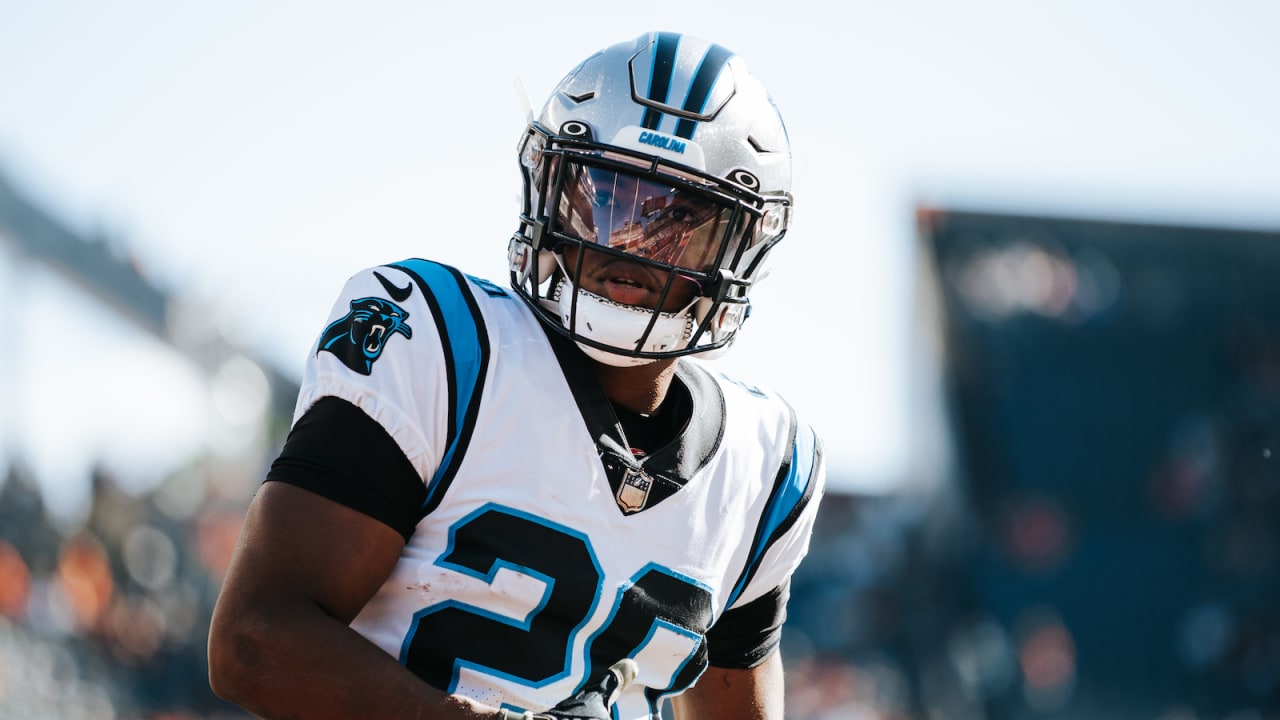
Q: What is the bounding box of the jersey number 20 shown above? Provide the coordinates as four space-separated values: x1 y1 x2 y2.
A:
401 506 712 711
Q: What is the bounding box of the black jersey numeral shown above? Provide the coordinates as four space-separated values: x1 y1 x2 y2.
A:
403 507 600 688
582 565 713 712
401 506 713 712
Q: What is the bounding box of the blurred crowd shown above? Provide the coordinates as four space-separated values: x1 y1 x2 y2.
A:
1 434 1278 719
0 461 246 719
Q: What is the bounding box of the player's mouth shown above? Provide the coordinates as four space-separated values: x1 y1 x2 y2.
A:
593 263 664 307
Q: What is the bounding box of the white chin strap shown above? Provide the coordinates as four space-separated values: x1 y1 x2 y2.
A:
552 278 695 367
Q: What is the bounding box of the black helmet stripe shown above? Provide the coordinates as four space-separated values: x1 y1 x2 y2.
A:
674 43 735 139
640 32 680 130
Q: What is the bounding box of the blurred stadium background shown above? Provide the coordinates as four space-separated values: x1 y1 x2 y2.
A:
4 156 1278 720
3 3 1279 719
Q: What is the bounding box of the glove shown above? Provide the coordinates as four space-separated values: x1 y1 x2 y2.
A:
498 659 639 720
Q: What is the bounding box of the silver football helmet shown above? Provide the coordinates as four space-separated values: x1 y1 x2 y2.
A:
508 32 793 366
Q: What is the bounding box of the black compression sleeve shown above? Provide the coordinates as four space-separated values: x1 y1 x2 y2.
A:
705 581 790 669
266 396 426 541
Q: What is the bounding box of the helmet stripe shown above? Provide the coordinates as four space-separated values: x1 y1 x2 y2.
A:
674 43 735 139
640 32 680 130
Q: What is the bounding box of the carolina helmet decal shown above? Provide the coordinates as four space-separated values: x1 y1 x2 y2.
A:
317 296 412 375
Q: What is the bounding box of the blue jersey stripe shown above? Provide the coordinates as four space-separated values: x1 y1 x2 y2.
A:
723 415 818 610
391 260 490 515
673 44 734 140
640 32 680 130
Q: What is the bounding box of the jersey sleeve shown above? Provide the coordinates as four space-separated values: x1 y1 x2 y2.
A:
277 261 497 533
293 264 449 485
709 418 826 667
704 581 790 668
267 396 426 540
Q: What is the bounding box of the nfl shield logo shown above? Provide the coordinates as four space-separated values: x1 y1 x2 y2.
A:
616 467 653 514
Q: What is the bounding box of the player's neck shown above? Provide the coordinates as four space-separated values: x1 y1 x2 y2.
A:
589 358 679 416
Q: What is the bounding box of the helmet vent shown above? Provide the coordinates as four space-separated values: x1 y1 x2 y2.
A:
746 135 767 153
564 91 596 103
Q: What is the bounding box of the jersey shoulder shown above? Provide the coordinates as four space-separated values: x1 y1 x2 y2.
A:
314 259 523 368
301 259 531 476
684 359 795 425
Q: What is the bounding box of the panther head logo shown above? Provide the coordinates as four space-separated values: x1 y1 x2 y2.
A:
317 297 412 375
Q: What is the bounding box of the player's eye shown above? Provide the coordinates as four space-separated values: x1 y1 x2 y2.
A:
664 206 704 225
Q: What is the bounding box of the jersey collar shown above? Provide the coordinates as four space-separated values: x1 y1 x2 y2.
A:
542 326 726 514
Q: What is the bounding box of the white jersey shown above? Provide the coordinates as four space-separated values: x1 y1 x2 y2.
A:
286 259 825 719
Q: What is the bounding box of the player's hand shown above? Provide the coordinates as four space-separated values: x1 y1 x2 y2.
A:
504 659 638 720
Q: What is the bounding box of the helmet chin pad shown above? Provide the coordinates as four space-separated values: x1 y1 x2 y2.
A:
552 278 694 366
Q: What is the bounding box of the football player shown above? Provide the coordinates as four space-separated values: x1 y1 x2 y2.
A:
209 31 825 720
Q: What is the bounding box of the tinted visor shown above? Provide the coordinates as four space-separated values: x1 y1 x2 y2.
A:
548 159 744 275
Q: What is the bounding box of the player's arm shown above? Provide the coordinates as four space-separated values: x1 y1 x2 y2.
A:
209 398 499 718
670 650 784 720
672 569 799 720
672 417 826 719
208 481 499 719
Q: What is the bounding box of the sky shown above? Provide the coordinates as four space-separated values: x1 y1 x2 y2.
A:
2 1 1279 519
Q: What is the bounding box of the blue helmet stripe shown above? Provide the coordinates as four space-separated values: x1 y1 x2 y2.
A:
674 44 734 140
640 32 680 130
